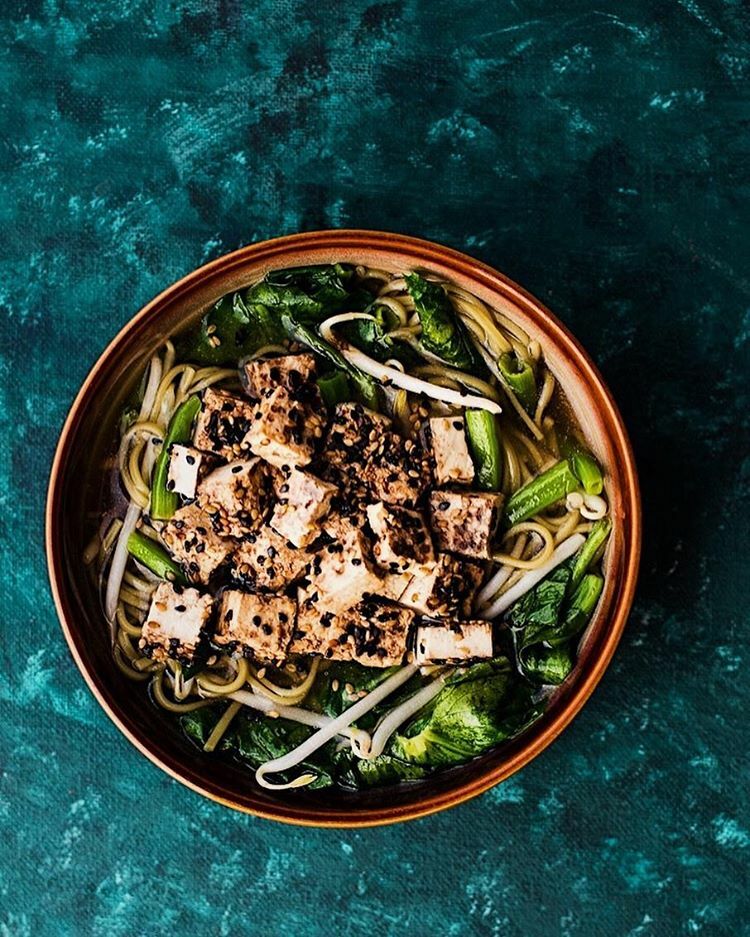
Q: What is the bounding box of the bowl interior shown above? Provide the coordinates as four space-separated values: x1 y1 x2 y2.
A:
47 231 640 826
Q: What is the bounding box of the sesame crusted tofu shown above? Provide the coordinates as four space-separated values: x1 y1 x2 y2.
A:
305 527 383 615
413 620 494 664
321 402 393 476
196 458 270 538
322 506 369 539
397 553 483 618
376 569 415 602
362 432 431 507
428 490 504 559
192 388 256 460
231 526 313 592
269 468 337 548
161 503 233 585
242 353 317 398
291 594 414 667
428 416 475 486
139 582 213 664
166 444 215 501
245 385 325 468
366 502 434 575
214 590 295 663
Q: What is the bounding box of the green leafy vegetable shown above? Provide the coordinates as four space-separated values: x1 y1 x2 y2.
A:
281 314 380 410
405 273 483 374
498 353 538 413
127 529 188 585
150 395 202 521
571 518 612 587
392 660 542 766
519 644 574 686
465 409 503 490
503 459 581 526
179 292 286 366
509 556 604 685
509 560 574 648
339 305 420 366
569 449 604 496
180 706 226 748
246 264 358 321
316 370 351 407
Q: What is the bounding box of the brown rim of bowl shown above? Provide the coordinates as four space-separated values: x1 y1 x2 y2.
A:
46 229 641 828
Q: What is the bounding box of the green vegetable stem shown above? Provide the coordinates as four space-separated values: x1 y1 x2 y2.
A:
127 530 188 585
316 371 351 407
570 518 612 587
281 314 381 411
503 459 581 526
498 353 538 414
150 395 201 521
465 409 503 490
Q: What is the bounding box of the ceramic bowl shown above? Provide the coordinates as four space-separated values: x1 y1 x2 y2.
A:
46 230 640 827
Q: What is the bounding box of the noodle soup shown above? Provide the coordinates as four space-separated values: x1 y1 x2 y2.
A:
89 264 611 792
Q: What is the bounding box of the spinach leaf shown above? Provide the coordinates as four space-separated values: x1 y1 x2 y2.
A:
405 273 483 374
233 715 335 790
391 659 542 766
246 263 359 322
308 661 400 719
509 560 574 648
180 706 227 749
519 644 574 686
509 556 604 685
339 304 420 367
179 292 286 366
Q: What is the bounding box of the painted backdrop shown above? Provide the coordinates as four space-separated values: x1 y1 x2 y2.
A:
2 1 748 934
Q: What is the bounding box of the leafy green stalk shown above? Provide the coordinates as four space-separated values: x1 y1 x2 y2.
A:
570 518 612 587
281 314 380 410
465 409 502 490
569 449 604 496
405 273 483 374
127 530 188 585
563 574 604 638
498 353 537 414
150 395 202 521
503 459 581 526
509 560 574 647
317 371 351 407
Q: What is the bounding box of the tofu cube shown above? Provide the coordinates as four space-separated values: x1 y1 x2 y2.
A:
428 416 475 486
214 590 295 663
139 582 214 664
166 444 214 501
291 595 413 667
376 569 415 602
242 353 317 398
161 503 233 584
362 432 431 507
397 553 483 618
269 468 337 547
196 458 269 538
305 527 383 616
231 526 313 592
413 621 494 664
245 385 325 468
428 490 504 559
192 388 257 460
322 403 393 477
366 502 434 574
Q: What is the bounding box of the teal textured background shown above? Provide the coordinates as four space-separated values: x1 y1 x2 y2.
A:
2 1 749 934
